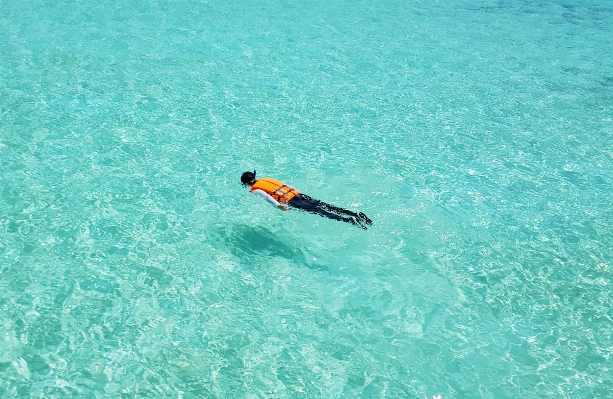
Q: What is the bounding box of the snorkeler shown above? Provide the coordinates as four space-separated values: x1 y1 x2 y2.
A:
241 170 373 229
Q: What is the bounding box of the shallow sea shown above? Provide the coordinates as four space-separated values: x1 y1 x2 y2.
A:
1 0 613 398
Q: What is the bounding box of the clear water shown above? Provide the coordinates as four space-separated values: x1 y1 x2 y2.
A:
1 0 612 397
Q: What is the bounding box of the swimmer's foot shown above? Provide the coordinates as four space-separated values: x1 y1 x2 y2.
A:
358 212 372 226
350 216 368 230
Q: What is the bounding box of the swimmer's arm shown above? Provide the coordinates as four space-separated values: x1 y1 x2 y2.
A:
251 189 290 210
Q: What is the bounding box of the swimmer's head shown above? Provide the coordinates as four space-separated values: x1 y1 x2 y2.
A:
241 170 256 186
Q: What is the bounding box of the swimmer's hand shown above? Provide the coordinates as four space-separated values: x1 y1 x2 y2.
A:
277 204 290 211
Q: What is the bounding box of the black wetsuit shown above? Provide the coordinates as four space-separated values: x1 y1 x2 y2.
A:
288 194 372 228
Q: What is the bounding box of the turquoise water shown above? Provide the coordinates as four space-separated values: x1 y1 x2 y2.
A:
1 0 612 397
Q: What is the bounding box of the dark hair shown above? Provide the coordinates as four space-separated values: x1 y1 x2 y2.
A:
241 171 256 185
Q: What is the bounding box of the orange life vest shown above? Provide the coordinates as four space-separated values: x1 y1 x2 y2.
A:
250 178 300 203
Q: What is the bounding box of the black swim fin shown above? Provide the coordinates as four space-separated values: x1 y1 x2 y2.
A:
350 216 368 230
358 212 372 226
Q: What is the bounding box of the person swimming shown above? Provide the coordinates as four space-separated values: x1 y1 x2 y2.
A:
241 170 372 229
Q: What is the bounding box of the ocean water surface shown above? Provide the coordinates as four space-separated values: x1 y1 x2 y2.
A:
1 0 612 397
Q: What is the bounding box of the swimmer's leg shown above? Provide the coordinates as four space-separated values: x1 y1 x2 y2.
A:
302 195 372 226
288 195 365 228
299 195 359 217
